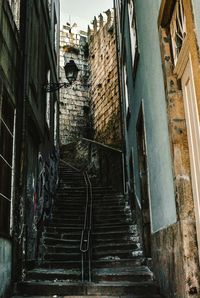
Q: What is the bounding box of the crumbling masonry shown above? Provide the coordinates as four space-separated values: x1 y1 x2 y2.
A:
59 10 121 148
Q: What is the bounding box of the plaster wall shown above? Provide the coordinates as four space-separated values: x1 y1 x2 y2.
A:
0 238 11 298
131 0 176 232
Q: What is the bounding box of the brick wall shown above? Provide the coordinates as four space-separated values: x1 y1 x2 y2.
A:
89 10 121 148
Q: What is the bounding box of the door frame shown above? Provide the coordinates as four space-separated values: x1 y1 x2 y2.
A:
181 53 200 260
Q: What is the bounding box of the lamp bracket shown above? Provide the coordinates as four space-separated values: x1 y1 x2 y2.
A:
44 82 72 92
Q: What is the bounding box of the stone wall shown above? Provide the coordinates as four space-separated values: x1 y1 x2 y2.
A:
59 25 91 144
89 10 121 148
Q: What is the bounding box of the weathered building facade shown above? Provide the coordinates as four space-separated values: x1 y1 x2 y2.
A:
0 1 20 296
59 24 90 144
0 1 60 297
115 0 200 297
89 10 121 147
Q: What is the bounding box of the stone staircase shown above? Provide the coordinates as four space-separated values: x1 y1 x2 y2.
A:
14 160 162 297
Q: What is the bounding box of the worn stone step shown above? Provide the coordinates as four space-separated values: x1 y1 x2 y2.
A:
48 223 83 228
94 218 132 226
43 237 80 246
93 248 143 260
55 200 86 206
43 233 81 241
44 252 81 261
27 268 81 281
52 214 84 220
86 281 160 296
53 205 85 211
16 281 84 295
53 203 85 209
53 207 85 214
55 197 85 203
93 235 140 245
12 296 162 298
93 242 141 252
45 245 80 254
45 226 82 231
93 258 146 269
94 224 137 233
16 280 160 296
50 218 84 225
93 266 153 282
93 200 127 207
93 232 137 242
94 210 131 217
40 260 81 269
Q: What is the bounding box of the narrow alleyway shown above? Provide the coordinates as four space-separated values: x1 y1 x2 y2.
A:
13 146 162 297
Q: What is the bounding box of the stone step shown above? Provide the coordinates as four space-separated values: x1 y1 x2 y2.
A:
93 258 146 269
44 252 81 261
16 281 84 296
93 242 141 252
86 281 160 296
12 296 162 298
27 268 81 281
93 271 153 283
40 260 81 269
51 214 84 220
43 237 80 246
93 248 143 260
94 224 137 233
16 281 160 296
45 245 80 254
50 218 84 225
94 235 140 245
94 218 132 226
53 208 85 215
48 223 83 228
54 201 86 207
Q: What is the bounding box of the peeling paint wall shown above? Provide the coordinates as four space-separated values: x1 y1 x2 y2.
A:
89 10 121 147
59 25 90 144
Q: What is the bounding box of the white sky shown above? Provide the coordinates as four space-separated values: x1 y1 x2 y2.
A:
60 0 113 31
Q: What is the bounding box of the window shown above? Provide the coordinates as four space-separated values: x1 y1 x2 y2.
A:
170 0 187 65
0 97 14 236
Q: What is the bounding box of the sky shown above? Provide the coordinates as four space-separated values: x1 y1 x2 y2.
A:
60 0 113 31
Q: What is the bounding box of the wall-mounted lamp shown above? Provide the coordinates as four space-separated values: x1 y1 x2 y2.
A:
44 60 79 92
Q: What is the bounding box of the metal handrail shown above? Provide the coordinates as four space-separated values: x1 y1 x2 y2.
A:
80 171 93 282
81 137 122 153
60 159 80 172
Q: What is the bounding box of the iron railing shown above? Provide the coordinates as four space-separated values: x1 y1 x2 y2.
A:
80 171 93 282
60 159 93 282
